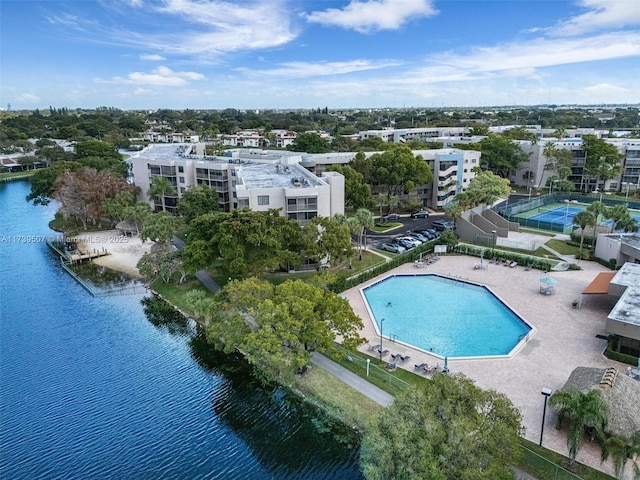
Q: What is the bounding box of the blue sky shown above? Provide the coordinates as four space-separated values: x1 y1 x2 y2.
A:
1 0 639 110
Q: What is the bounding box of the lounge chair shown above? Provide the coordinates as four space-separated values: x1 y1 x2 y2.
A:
368 343 381 351
509 261 518 268
390 353 399 360
414 363 427 371
423 364 434 373
525 264 532 271
400 354 410 362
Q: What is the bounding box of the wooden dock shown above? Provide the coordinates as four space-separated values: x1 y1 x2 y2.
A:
67 248 110 263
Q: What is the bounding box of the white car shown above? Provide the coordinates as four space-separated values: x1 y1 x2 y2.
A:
398 236 421 248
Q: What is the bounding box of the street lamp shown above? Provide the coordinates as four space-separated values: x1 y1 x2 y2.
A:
379 318 385 363
564 199 570 226
539 388 553 446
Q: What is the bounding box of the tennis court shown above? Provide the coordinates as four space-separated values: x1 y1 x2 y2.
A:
516 202 640 230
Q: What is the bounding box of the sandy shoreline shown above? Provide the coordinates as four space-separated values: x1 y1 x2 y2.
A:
73 230 153 278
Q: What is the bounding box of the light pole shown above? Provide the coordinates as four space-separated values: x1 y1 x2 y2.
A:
379 318 385 363
491 230 497 247
539 388 552 446
623 182 631 206
564 199 570 226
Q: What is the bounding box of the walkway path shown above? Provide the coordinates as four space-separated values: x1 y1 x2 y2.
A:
172 235 390 406
310 352 394 407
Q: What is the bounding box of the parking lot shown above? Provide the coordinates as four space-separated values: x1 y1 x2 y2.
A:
368 214 454 252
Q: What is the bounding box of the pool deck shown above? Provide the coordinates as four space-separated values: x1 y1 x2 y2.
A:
343 254 631 479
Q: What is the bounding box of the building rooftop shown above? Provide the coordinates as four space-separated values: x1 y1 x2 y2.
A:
239 163 324 189
608 262 640 328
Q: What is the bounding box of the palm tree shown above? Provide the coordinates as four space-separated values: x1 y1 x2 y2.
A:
354 208 374 260
550 388 609 465
573 211 595 250
148 176 176 213
601 431 640 480
587 201 608 250
445 203 463 229
608 205 632 233
617 216 639 233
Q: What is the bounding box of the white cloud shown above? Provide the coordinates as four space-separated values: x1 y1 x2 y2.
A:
97 66 205 86
427 32 640 75
583 82 631 95
16 93 41 104
236 59 402 78
140 54 166 61
550 0 640 36
145 0 298 55
304 0 438 33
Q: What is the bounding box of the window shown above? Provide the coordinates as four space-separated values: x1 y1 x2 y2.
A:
179 177 185 183
258 195 269 205
178 166 184 173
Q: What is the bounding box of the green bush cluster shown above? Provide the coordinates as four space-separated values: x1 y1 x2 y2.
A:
605 336 640 366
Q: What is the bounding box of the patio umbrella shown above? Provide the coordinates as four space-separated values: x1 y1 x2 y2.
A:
540 277 558 285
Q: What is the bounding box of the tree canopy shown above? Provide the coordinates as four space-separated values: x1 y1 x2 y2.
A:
351 144 433 199
360 373 523 480
455 170 511 207
286 132 332 153
177 185 220 224
477 134 530 178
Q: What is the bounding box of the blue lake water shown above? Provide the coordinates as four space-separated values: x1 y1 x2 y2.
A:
363 274 531 358
0 180 362 479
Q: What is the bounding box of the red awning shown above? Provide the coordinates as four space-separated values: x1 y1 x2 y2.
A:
582 272 616 295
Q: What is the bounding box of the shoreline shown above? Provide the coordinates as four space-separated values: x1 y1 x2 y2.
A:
72 229 152 278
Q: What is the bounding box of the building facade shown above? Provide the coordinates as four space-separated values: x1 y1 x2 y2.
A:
131 144 344 222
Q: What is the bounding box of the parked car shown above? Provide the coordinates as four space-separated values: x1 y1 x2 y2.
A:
398 236 421 248
432 220 453 231
394 238 415 250
412 231 430 241
406 233 426 243
382 213 401 222
411 210 430 219
380 242 406 254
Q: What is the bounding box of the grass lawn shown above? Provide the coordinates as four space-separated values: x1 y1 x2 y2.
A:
0 170 37 180
151 276 214 317
545 239 581 255
293 367 382 430
369 222 404 233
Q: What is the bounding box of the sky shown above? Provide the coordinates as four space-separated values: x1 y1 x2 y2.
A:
1 0 640 110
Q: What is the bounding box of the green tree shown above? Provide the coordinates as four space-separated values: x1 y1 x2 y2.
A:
301 216 354 267
122 202 152 235
177 185 220 224
286 132 332 153
455 170 511 207
444 203 463 229
573 210 595 250
544 141 574 183
26 161 81 205
74 139 120 159
549 388 609 465
140 211 177 244
586 201 608 249
364 145 433 200
477 134 530 178
326 164 372 209
353 208 374 260
102 191 136 225
607 205 632 233
361 374 522 480
148 175 176 213
184 209 301 277
582 135 622 192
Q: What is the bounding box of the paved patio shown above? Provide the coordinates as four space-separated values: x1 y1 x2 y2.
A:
343 254 633 479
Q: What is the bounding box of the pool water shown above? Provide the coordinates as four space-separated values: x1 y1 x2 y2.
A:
362 274 531 358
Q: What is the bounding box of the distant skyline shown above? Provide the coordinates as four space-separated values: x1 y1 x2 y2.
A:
1 0 640 111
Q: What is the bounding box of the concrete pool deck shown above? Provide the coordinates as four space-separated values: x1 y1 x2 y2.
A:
343 255 631 479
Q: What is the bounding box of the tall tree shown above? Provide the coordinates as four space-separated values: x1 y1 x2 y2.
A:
455 170 511 207
301 216 354 267
582 135 622 192
140 211 177 244
361 373 523 480
573 210 595 250
148 175 176 213
363 145 433 200
326 164 372 209
477 134 530 178
286 132 332 153
177 185 220 224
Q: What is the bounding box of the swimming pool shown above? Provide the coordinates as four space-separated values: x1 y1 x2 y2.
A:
361 274 532 358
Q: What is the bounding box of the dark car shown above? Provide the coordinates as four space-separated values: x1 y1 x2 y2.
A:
432 220 452 231
394 238 414 250
411 210 430 219
382 213 401 222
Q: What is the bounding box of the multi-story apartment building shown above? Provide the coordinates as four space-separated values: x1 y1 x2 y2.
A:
511 138 640 195
296 148 480 210
131 144 344 222
358 127 468 143
142 131 200 143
